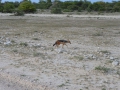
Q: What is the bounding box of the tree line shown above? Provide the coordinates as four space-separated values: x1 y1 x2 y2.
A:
0 0 120 14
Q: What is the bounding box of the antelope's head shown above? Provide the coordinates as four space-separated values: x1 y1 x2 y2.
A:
68 40 71 44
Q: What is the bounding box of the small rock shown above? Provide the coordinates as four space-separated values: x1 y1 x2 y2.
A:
73 47 79 50
104 54 108 57
0 41 2 44
34 44 41 48
84 54 96 60
110 56 114 60
58 49 64 53
54 48 66 53
112 61 119 67
4 40 11 45
92 56 96 59
88 54 93 57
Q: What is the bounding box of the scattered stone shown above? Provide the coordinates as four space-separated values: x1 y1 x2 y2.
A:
110 56 114 60
54 48 67 53
84 54 96 60
112 61 119 67
0 41 2 44
104 54 109 58
33 44 41 48
58 49 64 53
73 47 79 50
4 40 12 45
88 54 93 57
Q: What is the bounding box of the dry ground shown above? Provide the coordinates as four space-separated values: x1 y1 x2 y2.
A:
0 13 120 90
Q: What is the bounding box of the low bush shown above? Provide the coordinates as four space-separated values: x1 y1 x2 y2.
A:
14 9 24 16
51 8 62 14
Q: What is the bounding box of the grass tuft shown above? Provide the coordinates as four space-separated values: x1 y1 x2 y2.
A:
95 66 110 73
20 42 28 47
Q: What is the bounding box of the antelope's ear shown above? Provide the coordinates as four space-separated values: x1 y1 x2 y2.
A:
68 39 71 44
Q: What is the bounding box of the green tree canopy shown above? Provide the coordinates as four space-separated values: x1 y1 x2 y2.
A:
92 1 106 11
3 2 15 13
113 2 120 12
38 0 52 9
18 1 36 13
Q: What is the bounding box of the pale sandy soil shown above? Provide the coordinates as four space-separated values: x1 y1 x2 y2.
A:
0 13 120 90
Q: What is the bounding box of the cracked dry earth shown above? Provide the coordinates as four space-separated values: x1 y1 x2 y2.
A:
0 14 120 90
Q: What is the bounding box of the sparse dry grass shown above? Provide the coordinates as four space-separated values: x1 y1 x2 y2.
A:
0 14 120 90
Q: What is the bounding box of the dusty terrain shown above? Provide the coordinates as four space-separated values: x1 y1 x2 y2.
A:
0 13 120 90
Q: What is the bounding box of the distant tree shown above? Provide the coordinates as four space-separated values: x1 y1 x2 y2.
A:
50 0 62 14
18 1 36 13
14 1 20 8
23 0 29 1
81 1 91 10
0 0 3 12
105 2 113 12
92 1 106 11
3 2 15 13
38 0 52 9
87 4 92 12
46 0 52 9
33 2 39 9
75 0 84 7
73 1 84 7
1 0 120 13
49 0 62 9
51 8 62 14
62 1 73 9
13 9 24 16
98 1 106 11
67 5 78 11
113 2 120 12
39 0 47 9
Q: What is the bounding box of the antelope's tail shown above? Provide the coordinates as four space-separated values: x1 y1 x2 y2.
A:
53 43 56 46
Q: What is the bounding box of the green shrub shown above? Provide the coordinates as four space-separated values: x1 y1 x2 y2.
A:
67 5 78 11
33 52 40 57
63 9 72 12
32 38 39 40
14 9 24 16
78 7 82 12
100 50 110 54
74 56 84 61
18 1 36 13
95 66 110 73
20 42 28 46
0 4 3 12
51 8 62 14
3 2 15 13
93 32 103 36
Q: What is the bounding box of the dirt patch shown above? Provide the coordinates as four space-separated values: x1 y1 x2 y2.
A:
0 14 120 90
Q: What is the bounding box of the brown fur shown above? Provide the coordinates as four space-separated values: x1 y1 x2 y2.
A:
53 40 71 48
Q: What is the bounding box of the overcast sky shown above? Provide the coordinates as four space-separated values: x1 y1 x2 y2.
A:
1 0 119 3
